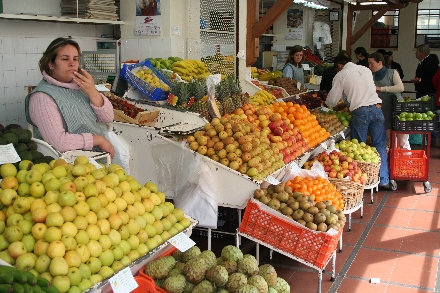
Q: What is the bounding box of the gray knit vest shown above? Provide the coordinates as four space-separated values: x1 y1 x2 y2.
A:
25 79 104 138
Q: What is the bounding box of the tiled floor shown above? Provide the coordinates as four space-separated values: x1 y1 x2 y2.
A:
191 143 440 293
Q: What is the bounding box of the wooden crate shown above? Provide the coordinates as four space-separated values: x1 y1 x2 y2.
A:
114 109 159 126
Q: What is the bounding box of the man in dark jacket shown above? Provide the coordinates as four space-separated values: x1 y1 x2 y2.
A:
411 44 439 98
320 50 350 93
376 49 404 79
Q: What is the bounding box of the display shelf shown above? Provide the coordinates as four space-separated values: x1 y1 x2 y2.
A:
0 13 124 25
200 28 235 34
84 216 198 293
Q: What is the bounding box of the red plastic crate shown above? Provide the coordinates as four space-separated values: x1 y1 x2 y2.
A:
239 198 342 269
390 149 428 180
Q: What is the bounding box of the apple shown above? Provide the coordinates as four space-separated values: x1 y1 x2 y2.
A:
64 250 81 267
15 252 36 271
0 235 8 251
91 169 106 180
78 279 93 292
87 197 102 214
47 240 66 258
120 255 131 266
73 201 90 217
135 215 147 229
86 256 102 274
101 175 116 189
60 181 76 193
71 165 88 177
17 182 31 197
58 190 77 207
85 211 98 226
87 240 103 257
44 227 62 242
60 222 78 238
19 160 34 171
86 224 102 241
18 219 33 235
108 229 121 246
0 189 18 206
35 253 51 273
83 184 99 198
74 192 86 202
29 182 45 198
5 225 23 242
125 205 138 219
118 181 131 193
97 194 109 208
52 165 67 179
137 229 148 244
61 235 77 251
31 223 48 240
127 249 140 261
137 243 149 256
8 241 27 258
44 178 61 192
96 208 110 220
105 202 118 215
97 219 111 235
67 267 82 286
0 250 15 265
46 212 64 227
7 214 24 227
98 234 112 250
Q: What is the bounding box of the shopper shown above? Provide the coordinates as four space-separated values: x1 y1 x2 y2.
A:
376 49 404 79
368 52 409 149
320 50 350 93
354 47 369 68
283 45 305 85
325 54 394 190
25 37 115 157
411 44 439 142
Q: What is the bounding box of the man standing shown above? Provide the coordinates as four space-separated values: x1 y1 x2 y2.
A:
411 44 439 142
376 49 404 79
326 55 395 190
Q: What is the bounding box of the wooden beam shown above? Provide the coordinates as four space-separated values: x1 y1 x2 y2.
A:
246 0 258 66
346 4 353 54
252 0 293 39
351 5 388 44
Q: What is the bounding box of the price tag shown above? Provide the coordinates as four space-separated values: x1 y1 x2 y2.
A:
0 144 21 164
302 64 310 70
320 142 328 150
109 267 138 293
297 82 302 90
289 161 301 172
264 176 280 185
169 232 196 252
321 107 330 112
295 94 300 99
95 84 110 92
339 131 345 139
88 158 103 169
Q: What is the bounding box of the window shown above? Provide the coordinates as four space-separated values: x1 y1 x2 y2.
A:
370 10 399 48
416 0 440 48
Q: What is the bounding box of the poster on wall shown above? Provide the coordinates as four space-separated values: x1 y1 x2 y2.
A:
286 9 303 40
135 0 162 36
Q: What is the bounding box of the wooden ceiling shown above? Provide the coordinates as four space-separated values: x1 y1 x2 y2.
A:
246 0 420 66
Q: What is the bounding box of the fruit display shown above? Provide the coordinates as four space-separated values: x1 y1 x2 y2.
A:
303 150 367 184
0 265 61 293
399 95 431 102
201 53 235 77
250 67 271 79
253 181 345 231
133 69 171 91
144 245 290 293
268 77 307 95
249 90 276 106
250 80 287 99
215 76 250 115
396 111 436 121
171 60 211 82
312 110 345 135
0 157 192 293
335 139 380 164
267 102 330 149
145 57 183 71
257 70 283 81
284 176 345 210
0 124 55 167
105 92 146 118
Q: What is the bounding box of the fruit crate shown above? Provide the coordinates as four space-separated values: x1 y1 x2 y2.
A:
239 198 342 269
392 114 439 132
390 149 428 180
121 60 173 101
393 96 435 113
191 228 236 241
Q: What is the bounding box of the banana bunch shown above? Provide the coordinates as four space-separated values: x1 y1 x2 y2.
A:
0 265 60 293
133 69 170 91
146 56 183 70
171 59 211 82
249 90 276 106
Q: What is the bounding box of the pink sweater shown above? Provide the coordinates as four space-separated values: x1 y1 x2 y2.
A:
28 72 114 152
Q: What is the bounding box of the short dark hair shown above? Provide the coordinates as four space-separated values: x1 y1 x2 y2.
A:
354 47 369 58
39 37 81 76
369 51 390 67
333 55 351 66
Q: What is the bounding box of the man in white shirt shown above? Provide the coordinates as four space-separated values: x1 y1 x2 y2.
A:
326 55 395 190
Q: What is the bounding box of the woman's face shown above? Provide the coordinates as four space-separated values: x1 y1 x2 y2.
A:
293 51 303 64
49 44 80 83
368 58 383 73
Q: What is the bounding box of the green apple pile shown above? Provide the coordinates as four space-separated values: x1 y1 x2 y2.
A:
335 139 380 164
0 157 190 293
399 95 431 102
396 111 436 121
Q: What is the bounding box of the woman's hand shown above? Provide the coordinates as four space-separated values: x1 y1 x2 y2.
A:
376 86 381 92
74 69 104 107
93 134 115 159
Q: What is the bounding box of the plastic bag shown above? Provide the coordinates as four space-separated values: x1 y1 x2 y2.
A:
101 124 131 173
283 161 328 182
173 156 218 229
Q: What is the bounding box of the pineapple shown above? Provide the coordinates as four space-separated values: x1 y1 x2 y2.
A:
190 80 210 120
172 82 191 111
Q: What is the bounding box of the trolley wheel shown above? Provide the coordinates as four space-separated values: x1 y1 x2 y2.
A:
390 180 397 191
424 181 432 193
331 277 336 282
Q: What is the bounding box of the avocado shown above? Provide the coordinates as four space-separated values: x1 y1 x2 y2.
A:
0 124 4 132
15 142 28 153
33 158 46 164
16 129 32 144
27 140 38 151
0 137 7 145
3 132 18 145
44 156 56 164
5 123 22 130
29 150 44 160
18 151 33 161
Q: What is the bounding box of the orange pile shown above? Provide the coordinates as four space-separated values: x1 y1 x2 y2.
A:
267 102 330 148
285 176 345 210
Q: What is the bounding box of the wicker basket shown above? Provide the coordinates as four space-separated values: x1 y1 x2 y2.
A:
355 159 380 186
328 178 364 211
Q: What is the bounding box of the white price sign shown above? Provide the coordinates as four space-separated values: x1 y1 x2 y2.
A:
339 131 345 139
169 231 196 252
289 161 301 172
320 142 328 150
321 107 330 112
297 82 302 90
109 267 138 293
264 176 280 185
302 64 310 70
0 143 21 164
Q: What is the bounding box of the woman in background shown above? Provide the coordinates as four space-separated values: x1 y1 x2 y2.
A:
282 45 305 85
25 37 115 157
368 51 409 149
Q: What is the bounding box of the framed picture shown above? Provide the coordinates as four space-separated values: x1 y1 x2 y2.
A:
329 11 339 21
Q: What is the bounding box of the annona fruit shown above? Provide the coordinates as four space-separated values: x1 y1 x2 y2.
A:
238 254 259 276
238 284 259 293
172 249 183 261
221 245 243 262
145 259 171 280
272 277 290 293
192 279 214 293
182 246 201 262
258 264 277 287
183 257 208 284
200 250 217 268
226 272 248 293
163 274 186 293
248 275 269 293
206 265 229 287
222 260 238 274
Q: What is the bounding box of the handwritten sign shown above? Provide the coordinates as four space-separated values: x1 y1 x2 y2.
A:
339 131 345 139
109 267 138 293
169 232 196 252
0 144 21 164
264 176 281 185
